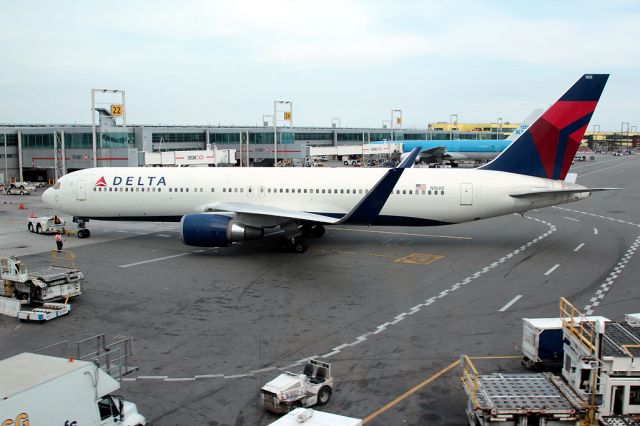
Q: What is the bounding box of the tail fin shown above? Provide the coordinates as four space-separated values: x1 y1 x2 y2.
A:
480 74 609 180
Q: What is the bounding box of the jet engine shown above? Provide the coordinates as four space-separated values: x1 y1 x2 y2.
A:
181 213 264 247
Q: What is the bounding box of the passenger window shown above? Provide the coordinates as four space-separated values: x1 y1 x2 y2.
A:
359 189 363 194
304 189 307 193
158 188 162 192
286 189 289 193
428 190 432 195
180 188 184 192
346 189 350 194
322 189 325 193
395 190 399 194
223 188 226 193
152 188 155 192
93 188 96 192
279 188 283 193
340 189 344 194
409 190 412 194
211 188 214 192
241 188 244 193
297 189 301 193
315 189 319 193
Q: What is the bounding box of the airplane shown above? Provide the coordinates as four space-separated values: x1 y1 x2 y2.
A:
43 74 613 253
394 109 543 166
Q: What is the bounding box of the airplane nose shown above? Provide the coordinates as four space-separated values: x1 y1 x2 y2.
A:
42 187 54 207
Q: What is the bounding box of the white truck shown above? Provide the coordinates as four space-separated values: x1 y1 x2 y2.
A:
0 352 146 426
27 216 66 234
261 359 333 414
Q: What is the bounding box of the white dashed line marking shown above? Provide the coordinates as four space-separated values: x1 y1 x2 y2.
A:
157 234 171 237
499 295 523 312
119 252 191 268
574 243 585 252
544 264 560 276
124 216 557 382
594 228 598 235
562 216 580 222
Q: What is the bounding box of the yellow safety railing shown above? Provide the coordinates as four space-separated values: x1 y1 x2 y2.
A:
560 297 595 353
622 344 640 357
460 355 481 409
50 250 76 269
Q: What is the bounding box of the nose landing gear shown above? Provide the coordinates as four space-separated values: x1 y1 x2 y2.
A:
73 217 91 239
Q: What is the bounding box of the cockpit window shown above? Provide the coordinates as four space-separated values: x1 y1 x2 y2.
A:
53 182 61 190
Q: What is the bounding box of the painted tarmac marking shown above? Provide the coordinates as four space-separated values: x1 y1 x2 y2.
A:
499 295 523 312
331 227 472 240
574 243 585 252
118 252 191 268
554 206 640 315
123 218 556 382
562 216 580 222
362 355 521 424
544 264 560 276
157 234 171 238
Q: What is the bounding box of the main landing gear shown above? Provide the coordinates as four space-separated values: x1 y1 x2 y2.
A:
280 224 326 253
73 217 91 239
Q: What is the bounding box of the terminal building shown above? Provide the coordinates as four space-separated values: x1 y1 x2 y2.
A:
1 111 637 184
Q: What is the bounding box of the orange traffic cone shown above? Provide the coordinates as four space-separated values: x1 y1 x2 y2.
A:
29 210 36 218
18 203 25 210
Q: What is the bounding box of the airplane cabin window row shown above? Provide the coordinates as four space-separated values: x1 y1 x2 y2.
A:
93 186 445 195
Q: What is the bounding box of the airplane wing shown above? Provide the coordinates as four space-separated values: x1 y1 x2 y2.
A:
205 202 340 224
203 147 424 227
419 146 446 157
509 188 619 198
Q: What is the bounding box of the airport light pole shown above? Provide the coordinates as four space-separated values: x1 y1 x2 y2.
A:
450 114 458 140
273 101 292 167
3 133 7 184
91 89 126 168
622 122 630 150
497 117 503 140
391 109 402 158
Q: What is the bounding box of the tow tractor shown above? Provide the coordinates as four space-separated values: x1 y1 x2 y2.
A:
261 359 333 414
27 215 66 234
0 251 83 322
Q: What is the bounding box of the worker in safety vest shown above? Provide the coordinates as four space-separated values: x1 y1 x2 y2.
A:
54 232 63 252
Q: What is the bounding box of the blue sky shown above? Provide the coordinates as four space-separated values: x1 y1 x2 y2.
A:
1 0 638 130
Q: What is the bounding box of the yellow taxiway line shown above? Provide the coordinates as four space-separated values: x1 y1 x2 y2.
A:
362 355 521 424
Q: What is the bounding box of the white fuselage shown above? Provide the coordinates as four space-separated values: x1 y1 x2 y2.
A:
43 167 589 226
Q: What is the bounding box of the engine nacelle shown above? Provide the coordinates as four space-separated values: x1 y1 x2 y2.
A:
181 213 264 247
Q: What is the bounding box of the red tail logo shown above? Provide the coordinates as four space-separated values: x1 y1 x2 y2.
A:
95 176 107 187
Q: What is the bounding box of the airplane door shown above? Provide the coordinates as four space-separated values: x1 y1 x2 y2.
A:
460 183 473 206
77 180 87 201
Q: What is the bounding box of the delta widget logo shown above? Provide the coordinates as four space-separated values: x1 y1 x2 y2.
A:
95 176 107 187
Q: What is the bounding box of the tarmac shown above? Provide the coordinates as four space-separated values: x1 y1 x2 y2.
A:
0 154 638 425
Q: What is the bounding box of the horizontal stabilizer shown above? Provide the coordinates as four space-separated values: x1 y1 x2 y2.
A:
510 188 619 198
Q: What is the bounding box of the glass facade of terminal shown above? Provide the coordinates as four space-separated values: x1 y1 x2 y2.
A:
21 132 134 149
2 134 18 146
152 133 205 144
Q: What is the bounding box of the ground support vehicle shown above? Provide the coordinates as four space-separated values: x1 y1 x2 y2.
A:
268 408 362 425
561 298 640 421
521 316 608 371
1 253 83 304
261 359 334 413
5 184 30 195
461 355 588 425
27 216 66 234
0 352 146 426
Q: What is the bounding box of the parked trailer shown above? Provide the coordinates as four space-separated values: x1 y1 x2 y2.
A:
1 254 83 304
0 353 146 426
521 316 608 370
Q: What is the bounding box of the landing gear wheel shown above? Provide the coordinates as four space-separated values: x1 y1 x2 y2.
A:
316 386 332 406
310 224 325 238
292 238 309 253
28 223 34 232
78 229 91 239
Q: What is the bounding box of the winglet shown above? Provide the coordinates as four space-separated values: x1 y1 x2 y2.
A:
337 147 421 225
